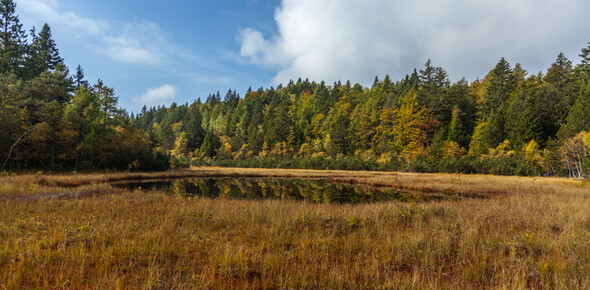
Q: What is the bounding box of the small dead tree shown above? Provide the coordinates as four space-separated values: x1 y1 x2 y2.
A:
1 126 37 171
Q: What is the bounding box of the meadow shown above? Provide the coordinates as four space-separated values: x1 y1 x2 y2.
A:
1 167 589 288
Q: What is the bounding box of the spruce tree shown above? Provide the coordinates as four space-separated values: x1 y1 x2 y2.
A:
27 23 63 77
577 39 590 77
0 0 27 76
541 53 577 140
482 58 515 118
74 64 88 89
558 82 590 140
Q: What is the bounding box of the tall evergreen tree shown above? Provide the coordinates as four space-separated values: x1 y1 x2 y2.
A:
418 60 450 125
541 53 577 140
577 39 590 78
558 40 590 140
0 0 27 76
481 58 515 118
505 78 542 148
27 23 63 78
182 105 205 151
75 64 85 89
200 130 220 158
558 82 590 140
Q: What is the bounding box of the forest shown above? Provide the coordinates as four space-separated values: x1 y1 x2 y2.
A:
1 0 589 178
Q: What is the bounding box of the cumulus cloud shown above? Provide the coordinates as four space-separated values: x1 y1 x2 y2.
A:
240 0 590 84
135 84 177 107
239 28 266 57
19 0 167 65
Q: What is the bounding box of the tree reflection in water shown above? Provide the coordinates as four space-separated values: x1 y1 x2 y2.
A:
117 178 447 204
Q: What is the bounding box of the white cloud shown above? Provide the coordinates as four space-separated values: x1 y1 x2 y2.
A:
18 0 168 65
135 84 177 107
239 28 266 57
103 37 160 65
18 0 108 36
183 72 232 86
240 0 590 84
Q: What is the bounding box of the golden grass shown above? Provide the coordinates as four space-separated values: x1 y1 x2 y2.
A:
1 167 589 288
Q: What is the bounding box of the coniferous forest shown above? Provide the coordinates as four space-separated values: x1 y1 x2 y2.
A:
1 1 590 178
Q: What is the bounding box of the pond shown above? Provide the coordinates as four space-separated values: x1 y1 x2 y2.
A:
113 177 460 204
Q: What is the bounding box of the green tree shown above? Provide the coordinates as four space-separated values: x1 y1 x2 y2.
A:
0 0 27 76
558 82 590 140
576 39 590 78
182 104 205 151
74 64 88 89
200 130 220 158
505 77 542 149
418 60 451 124
481 58 515 118
26 24 63 78
447 105 464 144
541 52 577 140
64 85 102 168
325 96 353 155
445 79 476 147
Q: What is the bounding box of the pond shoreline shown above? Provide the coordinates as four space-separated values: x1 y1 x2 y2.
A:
2 166 587 200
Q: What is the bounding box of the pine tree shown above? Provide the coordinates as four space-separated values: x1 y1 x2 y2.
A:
74 64 88 89
577 39 590 78
447 105 464 144
326 97 352 155
26 24 63 78
200 130 220 158
475 58 518 150
505 80 542 149
93 79 118 128
558 82 590 139
482 58 515 118
0 0 27 76
182 105 205 151
558 41 590 140
541 53 577 140
372 76 379 88
418 60 451 124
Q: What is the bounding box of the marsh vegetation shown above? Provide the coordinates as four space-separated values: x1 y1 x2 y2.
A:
1 167 590 288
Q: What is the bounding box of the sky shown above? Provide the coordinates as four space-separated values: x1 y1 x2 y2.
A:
16 0 590 112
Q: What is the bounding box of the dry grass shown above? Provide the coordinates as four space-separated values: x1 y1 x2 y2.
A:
1 167 589 288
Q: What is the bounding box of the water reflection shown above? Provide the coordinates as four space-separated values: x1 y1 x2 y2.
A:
115 177 447 204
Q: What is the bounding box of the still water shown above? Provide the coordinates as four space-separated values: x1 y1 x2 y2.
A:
114 177 456 204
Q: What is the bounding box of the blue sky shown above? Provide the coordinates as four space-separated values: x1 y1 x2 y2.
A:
16 0 590 112
18 0 281 111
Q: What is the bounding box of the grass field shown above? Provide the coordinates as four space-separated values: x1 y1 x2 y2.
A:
1 167 590 288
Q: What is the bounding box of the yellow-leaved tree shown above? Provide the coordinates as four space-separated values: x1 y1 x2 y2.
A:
170 132 188 160
392 92 437 162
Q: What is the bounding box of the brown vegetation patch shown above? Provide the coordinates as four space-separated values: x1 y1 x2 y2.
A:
0 187 126 202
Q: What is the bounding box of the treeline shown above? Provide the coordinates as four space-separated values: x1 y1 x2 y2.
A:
133 45 590 178
1 0 589 177
0 0 168 171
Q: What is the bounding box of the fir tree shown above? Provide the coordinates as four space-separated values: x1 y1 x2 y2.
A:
0 0 27 76
26 23 63 78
